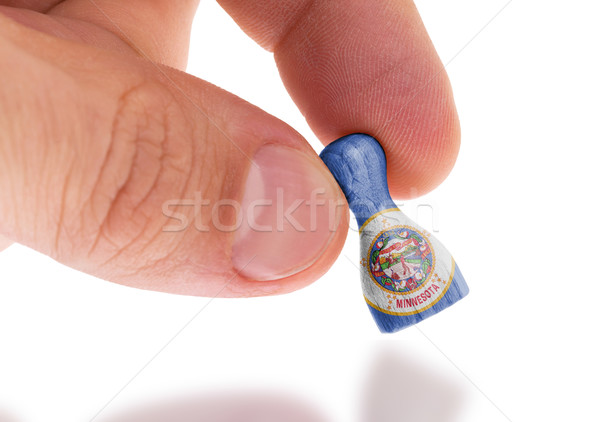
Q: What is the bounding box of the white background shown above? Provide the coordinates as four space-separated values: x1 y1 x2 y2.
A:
1 1 599 421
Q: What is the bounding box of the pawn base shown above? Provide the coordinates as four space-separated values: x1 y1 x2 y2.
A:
368 263 469 333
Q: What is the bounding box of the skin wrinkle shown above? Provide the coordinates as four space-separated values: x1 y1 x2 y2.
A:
81 88 141 226
188 123 217 234
53 157 75 257
84 117 118 230
147 125 197 277
97 89 169 266
0 0 65 13
124 103 193 267
94 85 219 274
98 218 150 270
86 82 145 258
85 77 194 258
271 0 314 52
128 109 168 216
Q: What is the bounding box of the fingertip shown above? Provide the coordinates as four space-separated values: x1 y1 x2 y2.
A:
377 84 461 199
270 0 461 199
218 0 461 199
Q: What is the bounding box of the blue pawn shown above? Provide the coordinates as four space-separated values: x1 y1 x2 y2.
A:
320 134 469 333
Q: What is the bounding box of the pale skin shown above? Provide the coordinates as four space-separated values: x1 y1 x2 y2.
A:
0 0 460 297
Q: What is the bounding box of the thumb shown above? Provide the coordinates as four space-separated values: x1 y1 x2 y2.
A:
0 16 348 297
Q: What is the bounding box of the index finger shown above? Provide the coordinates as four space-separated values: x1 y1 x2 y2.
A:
218 0 460 198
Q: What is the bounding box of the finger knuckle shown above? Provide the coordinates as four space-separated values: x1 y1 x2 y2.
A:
85 80 195 264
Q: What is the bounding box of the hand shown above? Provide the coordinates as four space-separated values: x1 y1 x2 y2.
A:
0 0 459 297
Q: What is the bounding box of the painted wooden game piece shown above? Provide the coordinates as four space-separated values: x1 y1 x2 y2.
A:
320 134 469 333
